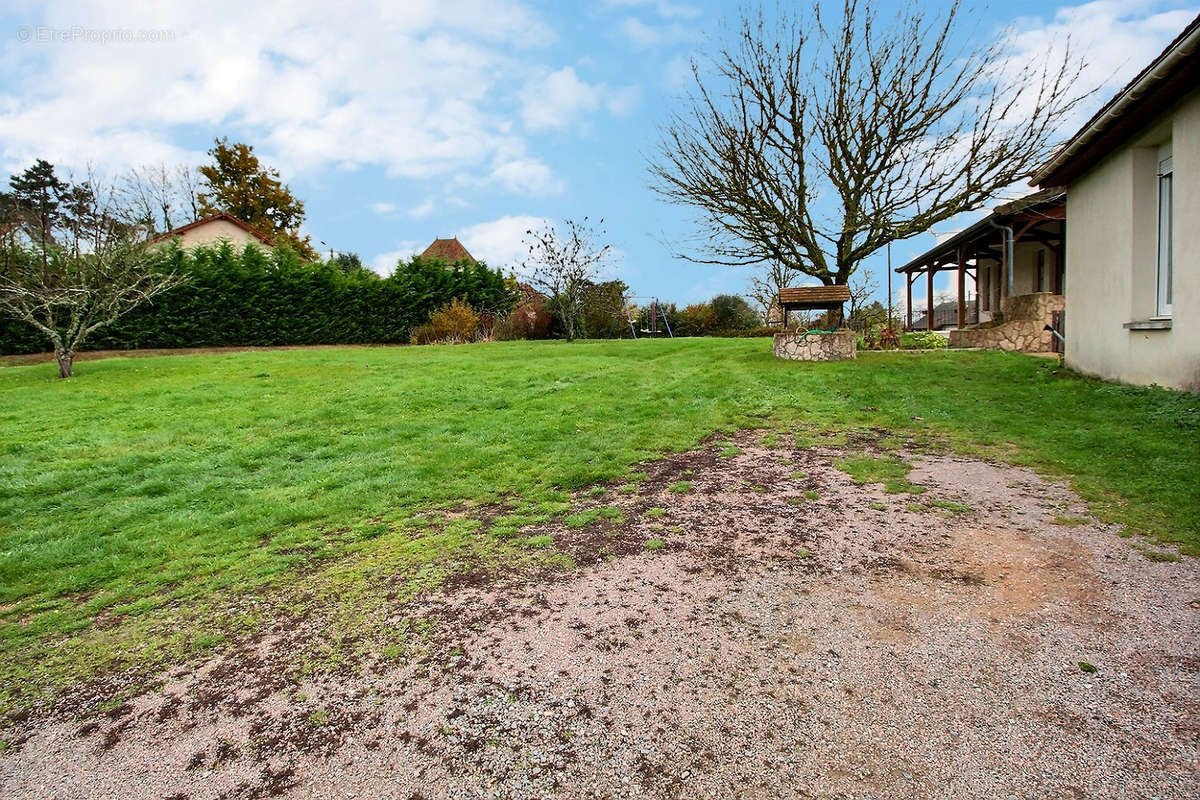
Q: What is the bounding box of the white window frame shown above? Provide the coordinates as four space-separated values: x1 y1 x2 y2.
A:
1156 142 1173 318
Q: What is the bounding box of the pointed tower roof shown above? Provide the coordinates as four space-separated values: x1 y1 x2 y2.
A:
420 236 476 262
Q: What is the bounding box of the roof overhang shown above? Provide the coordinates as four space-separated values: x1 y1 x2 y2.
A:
895 189 1065 275
1032 15 1200 187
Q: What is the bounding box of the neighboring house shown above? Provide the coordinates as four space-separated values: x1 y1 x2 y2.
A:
1032 16 1199 392
895 188 1066 353
420 236 476 262
150 213 274 250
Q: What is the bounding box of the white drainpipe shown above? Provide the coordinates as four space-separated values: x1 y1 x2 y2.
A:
986 219 1015 301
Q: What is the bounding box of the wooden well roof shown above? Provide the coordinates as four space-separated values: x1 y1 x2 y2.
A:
778 285 851 310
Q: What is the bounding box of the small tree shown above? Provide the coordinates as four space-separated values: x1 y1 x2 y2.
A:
522 218 612 342
0 166 183 378
846 267 879 326
710 294 760 330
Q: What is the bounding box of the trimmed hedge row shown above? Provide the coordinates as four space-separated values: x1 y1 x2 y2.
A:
0 242 517 355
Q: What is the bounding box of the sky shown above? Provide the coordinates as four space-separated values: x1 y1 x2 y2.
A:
1 0 1196 310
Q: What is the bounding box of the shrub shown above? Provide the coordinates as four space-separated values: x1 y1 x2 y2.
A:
900 330 948 350
411 298 480 345
711 294 760 330
673 302 718 336
494 302 553 340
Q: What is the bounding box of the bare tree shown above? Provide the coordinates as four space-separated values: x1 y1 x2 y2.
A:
521 218 612 342
121 162 202 235
0 169 184 378
649 0 1086 287
746 259 803 323
847 266 878 322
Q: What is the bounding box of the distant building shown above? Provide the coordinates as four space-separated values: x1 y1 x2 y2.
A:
150 213 274 250
420 237 476 262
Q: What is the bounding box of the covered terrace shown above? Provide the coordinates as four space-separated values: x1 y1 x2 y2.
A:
895 189 1066 341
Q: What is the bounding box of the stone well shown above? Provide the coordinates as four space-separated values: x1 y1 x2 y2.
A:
773 329 857 361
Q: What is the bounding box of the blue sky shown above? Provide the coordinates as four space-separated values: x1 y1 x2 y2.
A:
1 0 1196 310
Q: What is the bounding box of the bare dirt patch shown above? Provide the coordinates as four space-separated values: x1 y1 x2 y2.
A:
2 432 1197 798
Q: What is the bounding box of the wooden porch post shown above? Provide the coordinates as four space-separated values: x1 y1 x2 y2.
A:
905 272 913 330
957 246 966 329
926 266 934 331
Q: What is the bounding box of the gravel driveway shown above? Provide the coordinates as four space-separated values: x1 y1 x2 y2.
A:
3 431 1198 799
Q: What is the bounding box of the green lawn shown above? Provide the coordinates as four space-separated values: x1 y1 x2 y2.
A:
1 339 1197 711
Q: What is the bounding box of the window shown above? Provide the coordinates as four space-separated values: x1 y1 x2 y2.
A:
1157 142 1173 317
1036 249 1046 292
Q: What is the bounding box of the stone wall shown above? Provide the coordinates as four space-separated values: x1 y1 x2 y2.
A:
773 330 857 361
949 292 1064 353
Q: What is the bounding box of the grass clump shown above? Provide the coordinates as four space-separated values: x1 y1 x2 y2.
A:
717 441 742 458
868 501 888 511
646 507 666 518
1052 515 1090 527
644 538 665 552
1133 544 1181 563
668 481 692 494
835 454 926 494
803 490 820 501
929 499 972 514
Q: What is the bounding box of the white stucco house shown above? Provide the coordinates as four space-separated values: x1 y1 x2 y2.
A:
1033 16 1199 392
150 213 274 251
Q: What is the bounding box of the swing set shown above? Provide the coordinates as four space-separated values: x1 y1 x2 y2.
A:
609 295 674 339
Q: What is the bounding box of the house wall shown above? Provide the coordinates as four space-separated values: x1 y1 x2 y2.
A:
168 218 269 250
1064 88 1200 392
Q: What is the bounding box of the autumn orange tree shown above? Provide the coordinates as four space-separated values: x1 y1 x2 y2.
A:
198 138 317 259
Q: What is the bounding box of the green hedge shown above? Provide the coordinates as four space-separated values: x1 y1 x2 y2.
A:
0 242 517 354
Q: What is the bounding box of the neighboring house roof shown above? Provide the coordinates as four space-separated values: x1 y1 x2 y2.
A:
1033 14 1200 186
420 237 476 262
149 213 275 246
516 282 548 304
896 188 1066 274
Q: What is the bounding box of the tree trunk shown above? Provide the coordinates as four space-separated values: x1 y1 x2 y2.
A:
55 348 74 379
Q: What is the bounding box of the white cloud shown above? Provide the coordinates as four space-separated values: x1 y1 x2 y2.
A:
487 157 566 195
459 215 549 268
409 198 437 218
1000 2 1199 134
621 18 664 46
518 66 639 131
617 16 700 49
370 242 422 276
603 0 700 19
662 54 693 91
370 202 398 215
0 0 578 196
